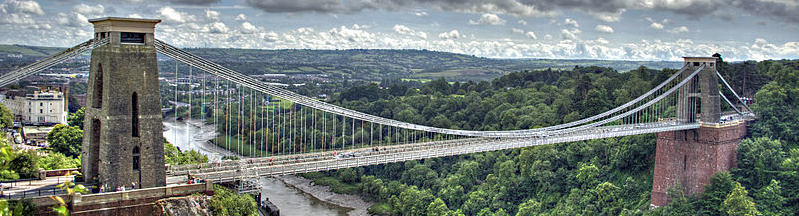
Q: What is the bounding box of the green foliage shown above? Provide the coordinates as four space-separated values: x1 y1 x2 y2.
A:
40 152 80 170
46 124 83 158
164 142 209 165
734 137 784 189
67 107 84 130
210 185 258 216
515 199 542 216
389 185 435 216
7 198 36 216
0 199 9 216
755 180 784 216
0 104 12 129
426 198 450 216
750 60 799 144
9 150 38 179
723 182 760 216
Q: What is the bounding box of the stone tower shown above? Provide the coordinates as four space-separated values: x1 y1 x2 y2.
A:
651 56 745 207
81 17 165 189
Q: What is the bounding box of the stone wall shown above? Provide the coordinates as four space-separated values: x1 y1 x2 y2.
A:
32 182 213 216
651 122 747 207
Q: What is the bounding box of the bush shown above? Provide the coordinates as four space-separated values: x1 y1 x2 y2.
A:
9 150 39 179
40 152 80 170
210 185 258 216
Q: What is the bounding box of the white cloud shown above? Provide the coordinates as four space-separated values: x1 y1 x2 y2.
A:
561 28 581 40
649 22 664 29
203 22 228 33
1 0 44 15
510 28 524 34
72 4 104 16
525 31 537 39
563 18 579 27
414 11 427 16
468 13 506 25
55 12 90 27
595 25 614 33
393 24 427 39
518 19 527 25
0 0 44 25
158 6 195 23
667 26 689 33
438 30 461 39
646 17 664 29
240 22 258 34
205 10 220 22
589 9 624 22
235 13 247 21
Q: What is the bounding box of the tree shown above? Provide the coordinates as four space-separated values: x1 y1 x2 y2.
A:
9 150 39 178
696 172 737 216
577 163 600 188
583 89 611 117
734 137 784 189
750 64 799 144
754 180 784 216
426 198 450 216
40 152 80 170
391 186 434 216
461 189 489 215
722 182 760 216
46 124 83 158
210 185 258 216
67 107 84 130
515 199 542 216
164 142 208 165
0 104 12 129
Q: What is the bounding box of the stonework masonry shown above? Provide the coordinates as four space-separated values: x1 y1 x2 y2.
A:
81 17 165 190
650 122 747 207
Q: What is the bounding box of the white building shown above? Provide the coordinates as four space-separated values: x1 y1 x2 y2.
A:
2 89 68 125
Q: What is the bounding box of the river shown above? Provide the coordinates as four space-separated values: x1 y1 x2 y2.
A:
163 120 351 216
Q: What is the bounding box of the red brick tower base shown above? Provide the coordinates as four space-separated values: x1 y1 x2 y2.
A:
650 123 747 207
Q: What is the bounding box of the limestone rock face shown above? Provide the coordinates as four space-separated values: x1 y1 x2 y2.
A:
154 195 213 216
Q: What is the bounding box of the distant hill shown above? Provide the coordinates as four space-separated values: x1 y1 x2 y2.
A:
0 44 682 81
0 44 64 58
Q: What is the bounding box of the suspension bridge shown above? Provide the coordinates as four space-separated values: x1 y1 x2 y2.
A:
0 18 754 206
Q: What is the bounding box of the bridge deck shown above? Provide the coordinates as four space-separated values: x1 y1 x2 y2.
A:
172 122 712 182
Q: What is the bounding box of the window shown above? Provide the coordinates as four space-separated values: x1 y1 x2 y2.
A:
710 63 714 67
40 102 43 106
40 109 42 113
693 62 700 66
131 92 139 137
121 32 145 44
132 146 140 170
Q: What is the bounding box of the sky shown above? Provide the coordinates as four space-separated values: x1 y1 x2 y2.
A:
1 0 798 61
